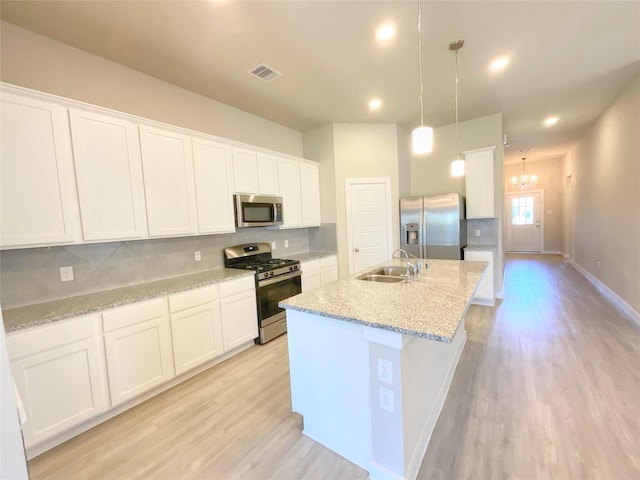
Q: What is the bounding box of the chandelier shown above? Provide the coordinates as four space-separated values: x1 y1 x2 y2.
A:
511 157 538 190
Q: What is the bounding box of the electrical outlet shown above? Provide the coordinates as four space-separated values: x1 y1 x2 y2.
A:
284 240 289 248
271 241 276 250
194 251 201 261
60 266 74 282
475 229 481 237
377 359 393 384
379 387 394 413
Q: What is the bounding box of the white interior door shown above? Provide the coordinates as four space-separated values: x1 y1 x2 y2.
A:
346 179 392 274
506 191 542 252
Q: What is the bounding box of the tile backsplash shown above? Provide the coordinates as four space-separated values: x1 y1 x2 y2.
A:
466 218 498 246
308 223 338 252
0 227 318 309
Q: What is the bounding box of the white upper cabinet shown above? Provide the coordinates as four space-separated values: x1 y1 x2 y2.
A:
300 162 321 227
0 92 80 247
139 125 198 237
192 137 236 234
278 157 303 228
233 147 280 195
256 152 279 195
232 146 259 194
69 109 147 241
464 146 496 219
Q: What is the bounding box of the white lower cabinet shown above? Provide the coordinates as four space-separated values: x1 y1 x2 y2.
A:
301 255 338 292
102 298 175 406
320 255 339 284
6 315 109 448
464 249 495 306
301 259 322 292
219 276 258 351
169 286 224 375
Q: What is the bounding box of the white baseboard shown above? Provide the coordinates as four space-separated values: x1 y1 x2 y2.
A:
541 250 563 255
563 253 571 258
569 260 640 326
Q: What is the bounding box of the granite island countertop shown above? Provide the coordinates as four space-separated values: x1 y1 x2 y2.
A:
279 258 488 343
3 268 254 333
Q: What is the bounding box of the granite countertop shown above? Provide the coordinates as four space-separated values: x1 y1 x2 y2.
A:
288 251 337 262
3 268 254 333
279 258 488 343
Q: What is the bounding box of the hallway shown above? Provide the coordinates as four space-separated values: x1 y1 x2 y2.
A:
418 254 640 479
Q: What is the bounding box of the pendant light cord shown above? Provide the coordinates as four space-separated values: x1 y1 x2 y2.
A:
417 0 424 128
455 47 459 157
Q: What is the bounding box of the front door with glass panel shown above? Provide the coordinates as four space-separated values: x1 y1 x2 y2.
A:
506 191 542 252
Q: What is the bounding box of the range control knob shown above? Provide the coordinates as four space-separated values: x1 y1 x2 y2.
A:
263 272 269 279
289 266 294 271
270 271 275 277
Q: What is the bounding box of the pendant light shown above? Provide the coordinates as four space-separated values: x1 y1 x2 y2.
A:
511 157 538 190
449 39 465 177
411 0 433 154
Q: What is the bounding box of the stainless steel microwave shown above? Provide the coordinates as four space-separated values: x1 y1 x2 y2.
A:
234 194 284 228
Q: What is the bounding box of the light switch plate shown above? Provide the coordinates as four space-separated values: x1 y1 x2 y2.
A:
194 251 201 261
379 387 394 413
271 241 276 249
284 240 289 248
475 229 481 237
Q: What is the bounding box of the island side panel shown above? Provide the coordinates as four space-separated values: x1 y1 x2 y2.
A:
401 320 467 479
286 309 372 470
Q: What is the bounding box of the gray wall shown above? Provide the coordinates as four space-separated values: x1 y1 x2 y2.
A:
565 75 640 314
0 21 303 156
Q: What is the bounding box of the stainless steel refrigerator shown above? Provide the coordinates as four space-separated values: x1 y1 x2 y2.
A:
400 193 467 260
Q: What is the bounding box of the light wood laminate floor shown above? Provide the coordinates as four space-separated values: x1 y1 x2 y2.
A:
28 255 640 480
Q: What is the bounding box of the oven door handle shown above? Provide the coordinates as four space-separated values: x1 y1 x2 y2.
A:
258 270 302 287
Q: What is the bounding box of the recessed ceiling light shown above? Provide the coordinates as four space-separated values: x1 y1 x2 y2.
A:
544 116 559 126
376 24 395 41
489 56 510 72
368 99 382 111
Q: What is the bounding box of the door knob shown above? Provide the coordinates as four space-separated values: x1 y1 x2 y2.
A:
355 248 360 252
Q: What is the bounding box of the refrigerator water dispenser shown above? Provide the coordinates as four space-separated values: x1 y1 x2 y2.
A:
405 223 419 245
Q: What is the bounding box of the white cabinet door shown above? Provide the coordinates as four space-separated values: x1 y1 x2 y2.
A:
7 315 108 448
169 286 223 375
301 260 322 292
464 250 495 305
278 158 303 228
257 152 279 195
139 125 197 237
464 146 495 219
300 162 321 226
0 92 79 247
320 255 338 284
69 109 147 241
192 137 236 234
232 146 258 194
103 299 174 405
219 277 258 351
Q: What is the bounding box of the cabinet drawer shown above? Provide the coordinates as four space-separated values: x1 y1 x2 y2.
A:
168 285 218 313
219 275 255 298
301 259 320 273
6 314 101 360
320 256 337 268
102 298 167 332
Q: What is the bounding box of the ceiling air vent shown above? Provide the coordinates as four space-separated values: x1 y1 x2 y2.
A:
248 63 282 83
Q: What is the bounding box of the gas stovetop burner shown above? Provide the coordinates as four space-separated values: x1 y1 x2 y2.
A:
223 243 301 276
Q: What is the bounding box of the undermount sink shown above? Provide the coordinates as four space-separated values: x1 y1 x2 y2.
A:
357 274 406 283
368 266 408 277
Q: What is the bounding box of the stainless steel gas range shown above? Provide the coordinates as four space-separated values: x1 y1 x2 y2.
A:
223 243 301 344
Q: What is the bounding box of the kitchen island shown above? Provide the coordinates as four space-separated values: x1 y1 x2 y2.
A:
279 258 487 480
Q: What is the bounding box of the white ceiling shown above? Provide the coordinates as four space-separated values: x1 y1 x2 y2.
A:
1 0 639 163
